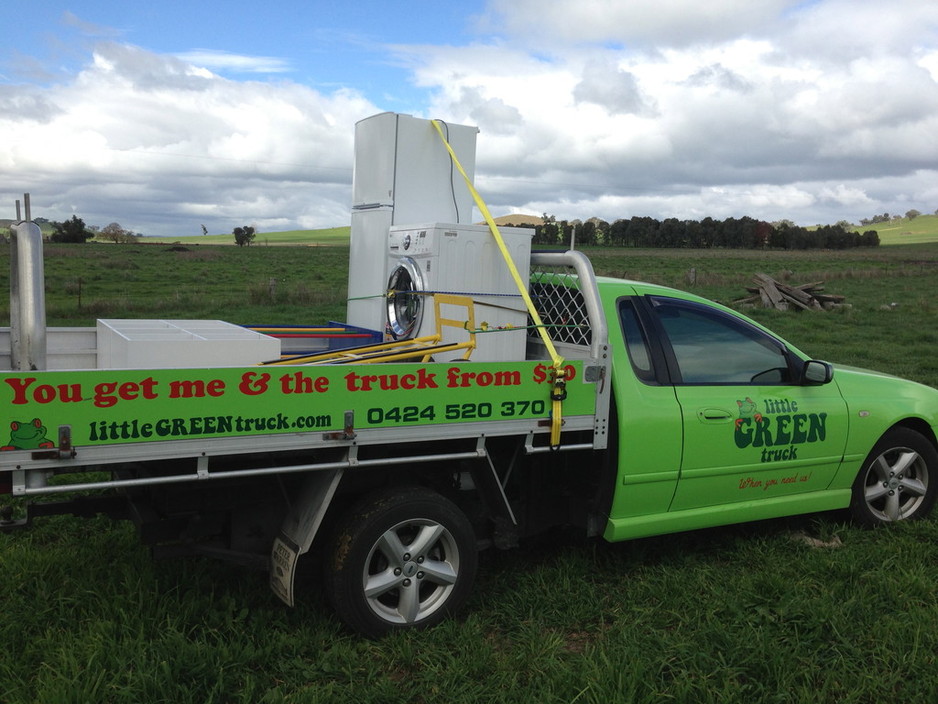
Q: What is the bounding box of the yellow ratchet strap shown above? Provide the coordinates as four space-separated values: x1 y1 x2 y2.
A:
431 119 567 447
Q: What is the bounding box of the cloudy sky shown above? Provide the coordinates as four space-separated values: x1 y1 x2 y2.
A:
1 0 937 236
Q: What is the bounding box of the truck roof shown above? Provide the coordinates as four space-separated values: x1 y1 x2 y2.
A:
595 275 708 302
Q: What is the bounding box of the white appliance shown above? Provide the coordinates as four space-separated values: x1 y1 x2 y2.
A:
386 223 533 363
347 113 479 331
96 320 280 368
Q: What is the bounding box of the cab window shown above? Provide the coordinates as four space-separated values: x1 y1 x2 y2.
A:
618 299 655 382
650 296 792 385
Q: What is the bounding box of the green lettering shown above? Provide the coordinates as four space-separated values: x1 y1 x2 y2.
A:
807 412 827 442
752 417 774 448
792 414 807 444
735 419 753 448
775 415 791 445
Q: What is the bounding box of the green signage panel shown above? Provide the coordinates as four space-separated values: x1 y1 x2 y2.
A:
1 361 592 450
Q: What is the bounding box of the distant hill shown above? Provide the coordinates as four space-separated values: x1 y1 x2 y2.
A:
488 214 542 227
854 214 938 245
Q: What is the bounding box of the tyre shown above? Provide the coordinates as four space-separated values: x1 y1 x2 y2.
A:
850 427 938 526
323 486 478 637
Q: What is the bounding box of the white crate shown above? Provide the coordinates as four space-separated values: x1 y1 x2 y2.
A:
96 320 280 369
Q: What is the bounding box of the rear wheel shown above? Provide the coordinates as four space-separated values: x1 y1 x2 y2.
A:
323 487 477 637
850 428 938 526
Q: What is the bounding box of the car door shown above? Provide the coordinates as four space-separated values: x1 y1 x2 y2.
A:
606 297 686 520
640 295 849 511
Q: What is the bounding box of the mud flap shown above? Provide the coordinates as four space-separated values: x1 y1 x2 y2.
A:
269 467 345 606
270 534 300 606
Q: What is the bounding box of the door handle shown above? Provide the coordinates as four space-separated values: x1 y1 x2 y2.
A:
697 408 734 423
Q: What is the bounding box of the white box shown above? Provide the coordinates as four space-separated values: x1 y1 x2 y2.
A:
96 320 280 369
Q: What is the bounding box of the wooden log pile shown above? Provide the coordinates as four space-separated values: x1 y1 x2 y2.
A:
736 273 846 311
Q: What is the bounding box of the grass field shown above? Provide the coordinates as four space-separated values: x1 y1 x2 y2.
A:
1 242 938 703
144 227 353 247
853 213 938 245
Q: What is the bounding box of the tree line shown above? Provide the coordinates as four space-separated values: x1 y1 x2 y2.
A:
511 215 880 250
39 215 140 244
859 209 936 225
14 213 886 250
6 215 257 245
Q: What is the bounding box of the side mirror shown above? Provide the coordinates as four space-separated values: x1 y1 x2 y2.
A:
802 360 833 385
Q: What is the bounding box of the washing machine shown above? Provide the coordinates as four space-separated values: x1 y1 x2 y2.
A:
386 223 533 362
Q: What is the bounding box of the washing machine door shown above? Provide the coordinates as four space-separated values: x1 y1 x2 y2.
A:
386 256 425 339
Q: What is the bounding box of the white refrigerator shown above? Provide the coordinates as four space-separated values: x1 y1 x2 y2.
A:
346 113 479 332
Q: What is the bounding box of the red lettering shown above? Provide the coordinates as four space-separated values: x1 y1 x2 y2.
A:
166 378 225 399
4 377 36 404
94 381 119 408
447 366 522 388
279 372 330 394
532 364 576 384
140 377 159 399
346 369 438 391
415 368 438 389
34 385 57 403
239 372 270 396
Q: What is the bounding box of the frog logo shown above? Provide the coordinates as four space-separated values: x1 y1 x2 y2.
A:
2 418 55 451
735 398 764 429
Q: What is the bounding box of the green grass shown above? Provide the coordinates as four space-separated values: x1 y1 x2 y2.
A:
2 242 938 702
0 242 353 326
4 515 938 702
0 223 352 246
853 213 938 245
142 226 351 246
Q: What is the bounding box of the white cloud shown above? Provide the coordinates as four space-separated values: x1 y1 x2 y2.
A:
3 1 937 235
450 87 524 134
61 10 124 39
574 59 655 115
175 50 292 74
778 0 938 60
1 42 377 235
398 1 938 225
818 184 873 207
479 0 803 47
920 50 938 80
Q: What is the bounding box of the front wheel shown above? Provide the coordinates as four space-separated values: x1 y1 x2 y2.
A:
850 428 938 526
323 486 478 638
